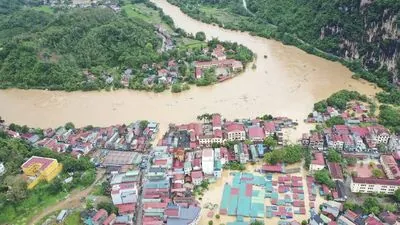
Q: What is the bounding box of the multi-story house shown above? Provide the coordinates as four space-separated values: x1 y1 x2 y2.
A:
380 155 400 179
309 152 325 172
226 123 246 141
202 148 214 175
350 177 400 194
368 125 390 144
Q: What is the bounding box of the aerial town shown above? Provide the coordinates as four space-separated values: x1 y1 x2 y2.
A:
1 102 400 225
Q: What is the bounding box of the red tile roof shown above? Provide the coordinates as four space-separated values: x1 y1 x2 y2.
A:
364 216 384 225
21 156 57 171
381 155 400 178
352 177 400 186
103 213 116 225
226 123 245 132
213 129 222 138
248 126 265 139
311 152 325 166
116 203 135 214
143 202 168 209
212 114 222 127
264 122 276 132
262 164 283 173
191 170 203 179
93 209 108 222
327 162 344 180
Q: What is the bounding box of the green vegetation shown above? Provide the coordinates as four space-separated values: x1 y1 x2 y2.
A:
195 31 206 41
372 168 385 178
0 135 96 224
326 149 341 163
378 105 400 133
263 145 304 165
65 211 83 225
314 169 335 188
395 189 400 202
169 0 399 105
97 201 118 214
223 161 246 171
0 6 161 91
346 197 395 214
314 90 368 112
325 116 345 127
263 136 277 150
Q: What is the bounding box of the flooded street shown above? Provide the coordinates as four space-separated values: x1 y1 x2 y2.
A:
0 0 379 141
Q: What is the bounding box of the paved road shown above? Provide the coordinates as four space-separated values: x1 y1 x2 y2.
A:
29 169 106 225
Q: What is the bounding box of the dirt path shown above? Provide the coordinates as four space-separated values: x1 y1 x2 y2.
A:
29 169 106 225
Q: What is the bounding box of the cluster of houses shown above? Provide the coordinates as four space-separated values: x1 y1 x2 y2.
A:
308 149 400 197
162 114 296 149
194 44 243 81
3 121 158 157
306 102 377 124
302 124 393 152
310 201 398 225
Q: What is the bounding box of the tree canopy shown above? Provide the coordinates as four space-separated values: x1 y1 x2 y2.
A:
264 145 304 165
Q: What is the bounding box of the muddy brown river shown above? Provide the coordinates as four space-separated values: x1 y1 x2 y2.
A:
0 0 379 141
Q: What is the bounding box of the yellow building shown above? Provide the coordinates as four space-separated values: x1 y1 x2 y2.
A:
21 156 63 189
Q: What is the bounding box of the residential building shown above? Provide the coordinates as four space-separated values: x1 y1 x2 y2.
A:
202 148 214 175
92 209 108 225
248 126 265 142
214 160 222 178
111 182 138 205
380 155 400 179
184 161 192 175
226 123 246 141
327 162 344 181
337 215 356 225
212 114 222 130
21 156 63 189
103 213 116 225
191 170 203 185
368 125 390 144
310 152 325 172
165 203 201 225
378 211 398 225
350 177 400 194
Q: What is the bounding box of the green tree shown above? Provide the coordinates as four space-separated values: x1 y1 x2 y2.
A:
314 169 335 188
325 116 345 127
363 197 381 215
195 31 206 41
139 120 149 131
215 214 220 219
208 220 214 225
301 220 308 225
97 201 118 214
263 136 277 149
65 122 75 130
327 149 341 162
3 176 27 202
394 189 400 202
250 220 264 225
371 168 384 178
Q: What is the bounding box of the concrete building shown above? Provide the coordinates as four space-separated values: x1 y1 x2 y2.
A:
309 152 325 172
380 155 400 179
111 182 138 205
21 156 63 189
350 177 400 194
202 149 214 175
226 123 246 141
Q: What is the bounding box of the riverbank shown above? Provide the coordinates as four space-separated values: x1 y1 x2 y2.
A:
0 0 380 143
165 0 398 101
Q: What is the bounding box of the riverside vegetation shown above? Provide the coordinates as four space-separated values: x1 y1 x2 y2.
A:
167 0 400 105
0 0 253 92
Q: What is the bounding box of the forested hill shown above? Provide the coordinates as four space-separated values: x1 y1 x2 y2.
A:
246 0 399 84
0 3 161 91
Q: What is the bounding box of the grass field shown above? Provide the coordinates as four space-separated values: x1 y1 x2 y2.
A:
65 211 83 225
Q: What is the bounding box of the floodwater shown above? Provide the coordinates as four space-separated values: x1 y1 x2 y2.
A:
0 0 379 141
198 162 326 224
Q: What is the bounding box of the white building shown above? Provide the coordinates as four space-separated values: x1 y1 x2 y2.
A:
226 123 246 141
202 148 214 175
350 177 400 194
111 183 138 205
309 152 325 172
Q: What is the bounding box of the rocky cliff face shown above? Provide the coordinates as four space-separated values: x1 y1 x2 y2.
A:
320 3 399 82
